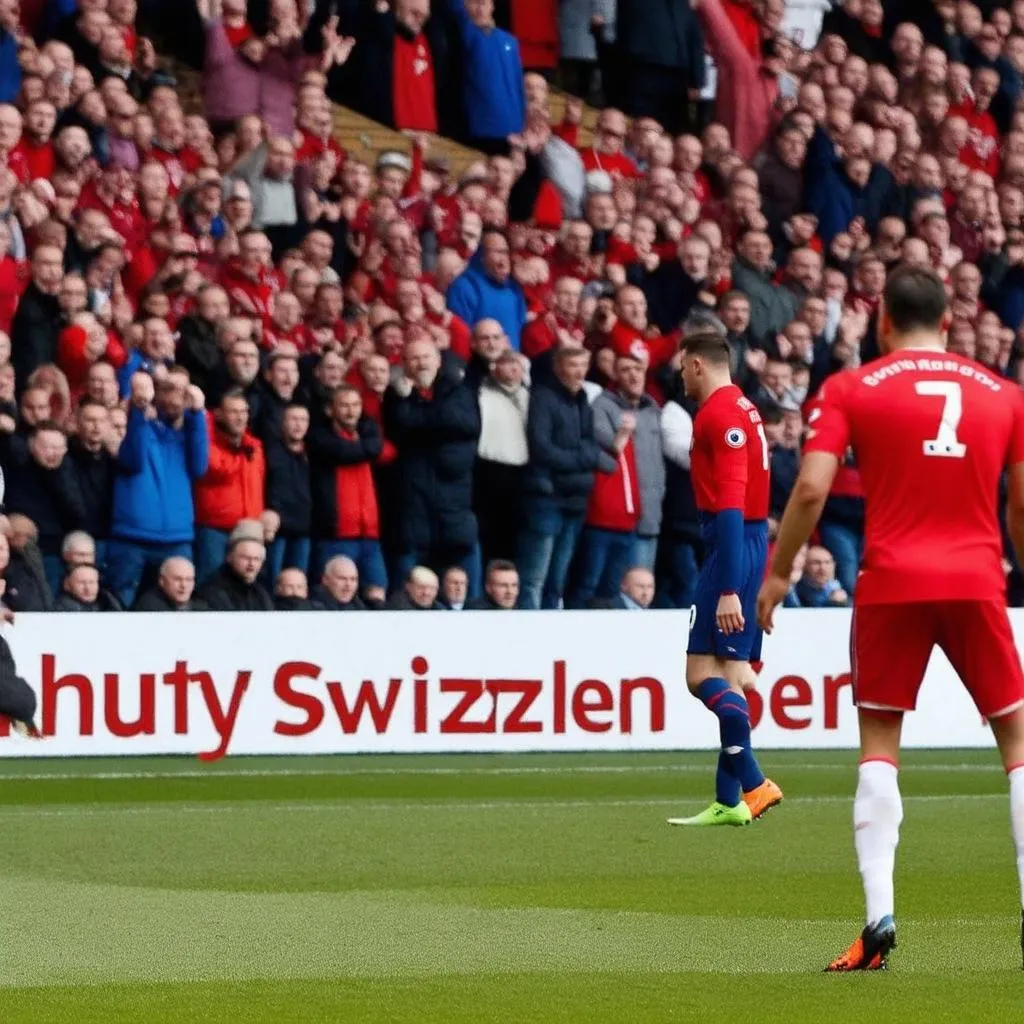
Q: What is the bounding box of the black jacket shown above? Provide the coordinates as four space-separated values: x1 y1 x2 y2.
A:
307 0 460 137
383 375 481 552
68 441 115 540
0 632 35 725
615 0 705 79
385 589 442 611
4 545 51 611
274 595 318 611
264 440 312 538
306 416 381 540
194 565 274 612
53 589 121 612
641 261 711 333
522 380 613 514
465 594 511 610
251 383 293 444
175 314 222 396
11 283 61 395
310 585 367 611
2 445 86 555
132 586 194 612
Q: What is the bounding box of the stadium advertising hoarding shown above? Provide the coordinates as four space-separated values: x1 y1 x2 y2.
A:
0 610 1002 757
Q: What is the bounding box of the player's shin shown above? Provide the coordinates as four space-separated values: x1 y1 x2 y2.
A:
854 759 903 928
694 678 765 799
1008 765 1024 913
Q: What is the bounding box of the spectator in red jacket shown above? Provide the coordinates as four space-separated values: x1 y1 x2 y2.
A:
193 388 267 583
306 383 387 602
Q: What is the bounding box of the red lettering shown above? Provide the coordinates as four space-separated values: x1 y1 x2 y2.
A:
488 679 542 733
439 679 490 734
195 670 251 762
553 660 566 733
747 686 764 729
326 679 401 734
162 661 191 734
572 680 614 733
42 654 93 737
620 677 664 734
104 673 156 738
770 675 812 730
824 673 852 730
273 661 324 736
413 679 428 734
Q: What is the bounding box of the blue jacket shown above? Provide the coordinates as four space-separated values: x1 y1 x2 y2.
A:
0 29 20 105
446 251 528 349
447 0 525 139
522 380 616 514
804 127 892 244
118 351 173 399
112 407 210 544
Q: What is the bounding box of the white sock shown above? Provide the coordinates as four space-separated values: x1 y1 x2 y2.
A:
854 760 903 927
1008 766 1024 910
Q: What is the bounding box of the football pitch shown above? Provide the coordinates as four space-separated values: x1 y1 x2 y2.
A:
0 750 1020 1023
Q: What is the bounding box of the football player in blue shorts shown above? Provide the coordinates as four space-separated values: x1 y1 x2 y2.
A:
667 329 783 826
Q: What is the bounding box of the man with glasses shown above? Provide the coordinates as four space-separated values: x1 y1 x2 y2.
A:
580 108 641 179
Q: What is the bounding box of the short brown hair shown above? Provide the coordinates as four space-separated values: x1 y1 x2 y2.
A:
884 264 947 332
680 327 731 367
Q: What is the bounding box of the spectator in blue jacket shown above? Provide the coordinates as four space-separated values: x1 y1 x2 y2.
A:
106 368 210 608
516 347 615 609
117 318 176 399
446 228 528 349
795 545 850 608
0 14 20 106
804 124 894 245
445 0 525 153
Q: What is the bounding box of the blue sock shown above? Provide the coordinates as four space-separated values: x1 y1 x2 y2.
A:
695 678 766 799
694 677 741 806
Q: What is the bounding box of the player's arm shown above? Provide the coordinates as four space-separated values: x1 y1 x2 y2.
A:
711 420 749 635
757 383 849 632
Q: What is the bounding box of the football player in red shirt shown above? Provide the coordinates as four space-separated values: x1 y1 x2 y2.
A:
758 264 1024 972
667 328 783 829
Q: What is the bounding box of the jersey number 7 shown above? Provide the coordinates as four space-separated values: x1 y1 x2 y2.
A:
915 381 967 459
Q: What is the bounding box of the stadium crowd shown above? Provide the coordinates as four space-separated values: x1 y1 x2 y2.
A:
0 0 1019 613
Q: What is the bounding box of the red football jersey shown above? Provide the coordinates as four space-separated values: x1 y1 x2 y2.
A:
804 350 1024 605
691 383 770 519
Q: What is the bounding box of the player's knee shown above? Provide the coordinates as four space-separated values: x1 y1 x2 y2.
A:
686 655 721 691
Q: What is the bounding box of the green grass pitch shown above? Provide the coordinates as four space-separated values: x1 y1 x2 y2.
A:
0 749 1020 1023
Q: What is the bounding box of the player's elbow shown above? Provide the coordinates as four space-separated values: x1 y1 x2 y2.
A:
792 473 831 508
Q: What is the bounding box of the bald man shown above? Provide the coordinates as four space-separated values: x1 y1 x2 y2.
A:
386 565 442 610
132 556 197 611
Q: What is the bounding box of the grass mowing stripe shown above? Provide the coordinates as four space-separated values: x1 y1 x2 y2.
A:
0 761 1006 782
0 792 1006 819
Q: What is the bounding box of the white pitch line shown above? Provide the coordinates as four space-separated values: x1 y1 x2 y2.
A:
0 761 1005 782
0 793 1004 820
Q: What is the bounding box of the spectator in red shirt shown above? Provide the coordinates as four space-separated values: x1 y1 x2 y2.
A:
580 108 641 179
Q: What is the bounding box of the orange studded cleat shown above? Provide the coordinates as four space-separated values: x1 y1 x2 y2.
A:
742 778 783 820
826 917 897 972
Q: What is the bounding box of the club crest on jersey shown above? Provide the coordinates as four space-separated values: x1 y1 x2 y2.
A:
724 427 746 448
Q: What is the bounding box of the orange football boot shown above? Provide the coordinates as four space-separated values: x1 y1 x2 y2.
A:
826 917 897 972
742 778 783 820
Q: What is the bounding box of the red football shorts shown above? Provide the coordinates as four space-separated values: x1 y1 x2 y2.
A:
852 600 1024 719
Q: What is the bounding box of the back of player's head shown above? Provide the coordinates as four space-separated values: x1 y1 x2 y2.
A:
681 327 731 368
883 264 948 333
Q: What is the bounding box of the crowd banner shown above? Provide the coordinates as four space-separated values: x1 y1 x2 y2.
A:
0 610 1003 758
